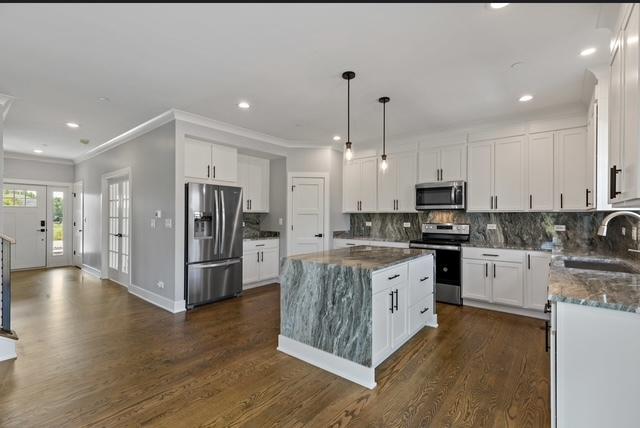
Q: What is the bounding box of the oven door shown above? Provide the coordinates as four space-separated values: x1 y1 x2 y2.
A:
415 181 465 210
412 243 463 305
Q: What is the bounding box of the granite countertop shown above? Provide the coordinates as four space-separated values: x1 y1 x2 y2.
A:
548 254 640 313
461 242 553 252
333 235 412 244
287 246 434 271
243 236 280 241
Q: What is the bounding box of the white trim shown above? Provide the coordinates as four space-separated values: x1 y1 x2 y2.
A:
4 151 74 165
100 167 132 287
4 178 73 187
286 172 331 256
81 264 102 279
463 299 550 320
0 336 17 362
277 335 376 389
243 278 280 290
129 284 186 314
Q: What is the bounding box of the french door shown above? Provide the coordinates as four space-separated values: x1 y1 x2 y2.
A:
107 176 130 286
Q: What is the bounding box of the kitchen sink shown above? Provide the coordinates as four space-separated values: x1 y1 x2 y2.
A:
563 259 640 274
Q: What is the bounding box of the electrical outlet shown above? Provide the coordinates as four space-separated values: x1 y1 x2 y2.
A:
365 221 372 227
633 227 638 241
150 219 156 228
554 225 566 232
487 224 497 230
278 218 283 226
157 281 164 289
155 210 162 219
622 227 626 236
165 218 172 228
242 221 245 227
403 222 411 228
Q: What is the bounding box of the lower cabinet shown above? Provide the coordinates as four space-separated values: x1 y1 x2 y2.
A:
242 239 280 286
372 255 435 366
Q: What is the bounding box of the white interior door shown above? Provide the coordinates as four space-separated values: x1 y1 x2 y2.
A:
290 176 325 256
2 184 46 269
73 181 83 268
47 186 72 268
107 176 131 286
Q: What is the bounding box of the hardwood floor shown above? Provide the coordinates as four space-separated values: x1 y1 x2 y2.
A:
0 267 550 427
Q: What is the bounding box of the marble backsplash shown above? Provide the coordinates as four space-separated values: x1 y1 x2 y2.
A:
243 213 279 239
335 211 640 259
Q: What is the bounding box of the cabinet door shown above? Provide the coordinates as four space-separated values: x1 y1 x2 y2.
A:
211 144 238 183
359 157 378 212
527 132 555 211
494 136 525 211
610 31 624 203
440 144 467 181
586 102 596 210
185 139 212 180
408 256 433 304
258 247 279 280
391 283 409 349
623 4 640 202
556 128 588 210
467 142 494 211
462 259 491 301
491 261 524 307
418 149 440 182
343 160 360 212
396 153 417 212
524 252 551 311
243 250 260 284
372 288 393 365
248 157 269 212
237 155 251 212
378 158 397 212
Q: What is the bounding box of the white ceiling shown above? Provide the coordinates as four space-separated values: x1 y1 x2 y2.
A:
0 3 613 160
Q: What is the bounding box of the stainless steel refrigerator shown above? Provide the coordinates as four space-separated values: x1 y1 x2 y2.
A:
185 183 243 308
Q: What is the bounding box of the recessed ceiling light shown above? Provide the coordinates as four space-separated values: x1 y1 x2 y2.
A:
333 135 341 141
238 101 250 109
489 3 509 9
33 149 43 154
66 122 79 128
519 94 533 102
580 47 597 57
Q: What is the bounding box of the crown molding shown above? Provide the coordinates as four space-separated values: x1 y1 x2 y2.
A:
4 151 74 165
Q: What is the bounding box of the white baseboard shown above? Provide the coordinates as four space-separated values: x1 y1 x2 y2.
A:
81 264 102 279
277 335 376 389
464 300 549 320
0 336 17 362
243 278 280 290
128 284 186 314
426 314 439 328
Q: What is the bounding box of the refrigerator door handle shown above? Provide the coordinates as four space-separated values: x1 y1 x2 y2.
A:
214 188 220 257
219 188 226 256
188 258 242 269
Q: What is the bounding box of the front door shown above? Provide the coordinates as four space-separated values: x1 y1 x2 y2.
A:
107 176 130 286
2 184 46 269
290 177 325 256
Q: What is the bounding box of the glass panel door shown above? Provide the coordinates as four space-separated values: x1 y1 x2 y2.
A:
107 176 130 285
47 186 72 267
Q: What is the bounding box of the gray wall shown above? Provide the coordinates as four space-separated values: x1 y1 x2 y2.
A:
4 156 75 183
74 122 176 300
262 157 287 257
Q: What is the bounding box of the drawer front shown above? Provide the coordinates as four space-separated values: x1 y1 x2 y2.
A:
409 295 433 334
243 239 279 251
409 256 434 303
372 263 408 294
462 247 524 263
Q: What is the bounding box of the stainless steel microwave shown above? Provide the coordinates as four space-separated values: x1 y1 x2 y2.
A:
415 181 466 210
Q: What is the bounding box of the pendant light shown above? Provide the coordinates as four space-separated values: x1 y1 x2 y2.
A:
379 96 390 171
342 71 356 161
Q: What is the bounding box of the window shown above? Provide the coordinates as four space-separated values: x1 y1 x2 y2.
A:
52 191 64 256
3 189 39 207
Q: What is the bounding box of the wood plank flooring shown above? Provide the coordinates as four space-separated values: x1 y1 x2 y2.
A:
0 267 550 427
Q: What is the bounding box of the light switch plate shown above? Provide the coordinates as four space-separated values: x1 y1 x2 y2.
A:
554 225 566 232
278 218 283 226
403 222 411 228
365 221 372 227
622 227 626 236
487 224 497 230
155 210 162 219
165 219 172 228
150 219 156 228
633 227 638 241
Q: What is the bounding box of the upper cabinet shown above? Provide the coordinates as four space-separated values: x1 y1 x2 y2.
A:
378 152 417 212
467 136 525 212
555 128 593 211
238 155 270 212
184 138 238 184
418 144 467 183
343 157 378 212
527 132 555 211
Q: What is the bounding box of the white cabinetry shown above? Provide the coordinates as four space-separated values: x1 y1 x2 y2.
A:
555 128 592 210
527 132 555 211
467 137 525 212
185 138 237 183
238 155 269 212
242 239 280 287
524 251 551 311
343 157 378 212
418 144 467 183
378 152 417 212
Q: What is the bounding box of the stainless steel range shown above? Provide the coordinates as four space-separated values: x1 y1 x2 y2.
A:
409 223 469 305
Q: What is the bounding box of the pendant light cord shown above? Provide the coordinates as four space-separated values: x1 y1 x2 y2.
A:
382 101 386 155
347 78 350 142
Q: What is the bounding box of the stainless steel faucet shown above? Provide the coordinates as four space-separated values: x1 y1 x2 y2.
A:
597 211 640 236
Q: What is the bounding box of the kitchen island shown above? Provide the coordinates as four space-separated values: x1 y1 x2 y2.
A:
278 246 436 388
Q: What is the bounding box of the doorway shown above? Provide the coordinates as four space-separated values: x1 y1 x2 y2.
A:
287 174 329 256
73 181 83 268
47 186 72 267
101 169 131 287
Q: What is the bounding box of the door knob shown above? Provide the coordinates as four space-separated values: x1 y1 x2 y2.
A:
314 233 323 237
